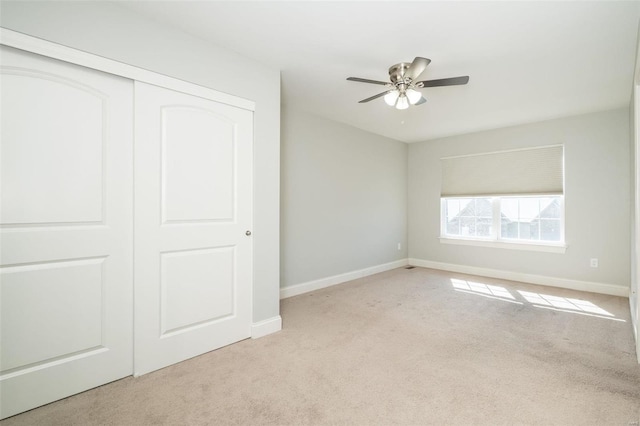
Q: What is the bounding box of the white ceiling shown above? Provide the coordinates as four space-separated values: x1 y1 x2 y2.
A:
123 1 640 143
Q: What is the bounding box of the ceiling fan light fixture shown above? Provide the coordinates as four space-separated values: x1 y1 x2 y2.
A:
396 95 409 110
406 88 422 105
384 90 400 106
347 57 469 109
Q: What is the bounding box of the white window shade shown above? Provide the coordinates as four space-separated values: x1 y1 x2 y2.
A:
441 145 564 197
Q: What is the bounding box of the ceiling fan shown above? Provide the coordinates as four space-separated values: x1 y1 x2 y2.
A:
347 57 469 110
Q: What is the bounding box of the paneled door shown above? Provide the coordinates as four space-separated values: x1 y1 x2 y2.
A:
134 82 253 375
0 46 133 418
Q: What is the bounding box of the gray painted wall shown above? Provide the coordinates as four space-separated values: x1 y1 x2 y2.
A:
1 1 281 323
408 108 631 290
281 107 407 288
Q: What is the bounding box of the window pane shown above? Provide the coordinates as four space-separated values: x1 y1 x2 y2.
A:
518 198 540 220
475 198 493 218
460 198 475 216
540 219 561 241
501 198 518 221
446 218 459 235
460 217 476 236
523 219 540 240
445 199 459 221
539 198 561 219
501 218 518 239
477 218 492 237
445 199 462 236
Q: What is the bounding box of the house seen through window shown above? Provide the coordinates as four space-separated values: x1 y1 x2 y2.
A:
442 196 563 243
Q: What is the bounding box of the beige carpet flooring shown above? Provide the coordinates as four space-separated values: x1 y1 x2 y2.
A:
2 267 639 425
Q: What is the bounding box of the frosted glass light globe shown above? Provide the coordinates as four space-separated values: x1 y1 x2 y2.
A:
396 95 409 110
384 90 399 106
406 88 422 105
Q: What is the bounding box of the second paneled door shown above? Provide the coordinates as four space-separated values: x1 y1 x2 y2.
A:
133 82 254 375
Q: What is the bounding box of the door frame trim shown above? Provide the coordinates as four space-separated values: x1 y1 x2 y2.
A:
0 28 255 112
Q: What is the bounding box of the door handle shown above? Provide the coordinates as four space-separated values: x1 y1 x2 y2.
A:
245 230 252 236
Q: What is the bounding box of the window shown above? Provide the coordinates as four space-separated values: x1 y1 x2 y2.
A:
441 196 564 244
439 145 565 250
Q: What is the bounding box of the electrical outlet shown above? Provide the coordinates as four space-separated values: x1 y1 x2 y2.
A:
397 243 402 251
590 258 599 268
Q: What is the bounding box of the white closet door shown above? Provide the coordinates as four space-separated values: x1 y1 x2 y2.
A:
0 46 133 419
134 82 253 376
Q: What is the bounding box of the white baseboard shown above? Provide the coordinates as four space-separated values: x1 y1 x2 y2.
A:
408 258 629 298
251 315 282 339
280 258 409 299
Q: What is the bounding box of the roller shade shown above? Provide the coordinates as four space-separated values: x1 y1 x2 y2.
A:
441 145 564 197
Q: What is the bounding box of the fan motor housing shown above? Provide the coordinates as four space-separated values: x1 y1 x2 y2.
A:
388 62 412 83
389 63 411 75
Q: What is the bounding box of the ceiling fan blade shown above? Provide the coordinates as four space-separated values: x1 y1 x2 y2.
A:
359 90 391 103
416 76 469 88
405 57 431 81
347 77 389 86
415 96 427 106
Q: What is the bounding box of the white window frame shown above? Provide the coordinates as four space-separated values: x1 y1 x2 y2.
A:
439 195 566 254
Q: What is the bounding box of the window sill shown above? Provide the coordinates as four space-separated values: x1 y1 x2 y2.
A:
439 237 567 253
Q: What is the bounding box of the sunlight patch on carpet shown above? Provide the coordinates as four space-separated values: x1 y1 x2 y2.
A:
449 278 624 322
450 278 522 304
518 290 625 322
